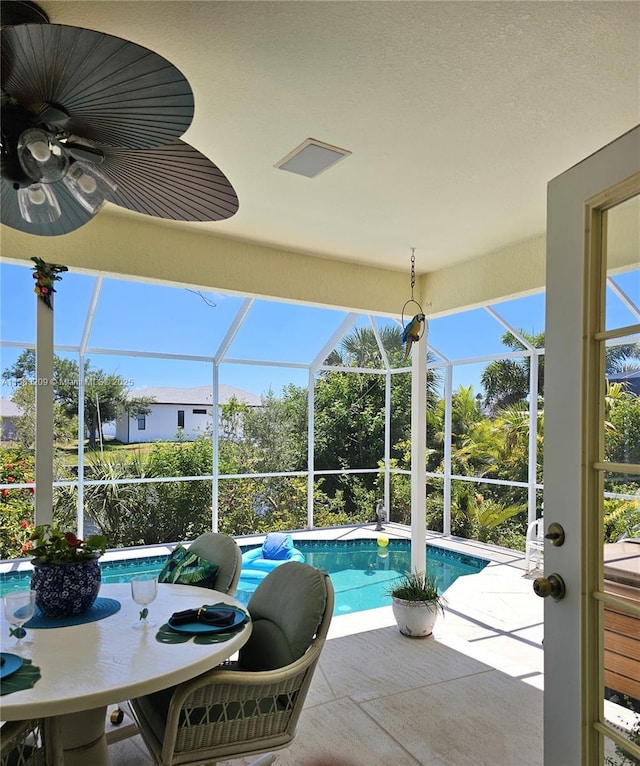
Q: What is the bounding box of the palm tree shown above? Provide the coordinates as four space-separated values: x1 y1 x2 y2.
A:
324 325 440 401
605 343 640 374
480 330 545 414
325 326 401 368
482 330 639 414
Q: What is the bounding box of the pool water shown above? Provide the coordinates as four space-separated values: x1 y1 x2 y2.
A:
275 540 488 615
0 540 488 615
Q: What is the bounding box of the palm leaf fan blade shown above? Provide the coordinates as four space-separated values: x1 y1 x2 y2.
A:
100 142 239 221
1 23 194 149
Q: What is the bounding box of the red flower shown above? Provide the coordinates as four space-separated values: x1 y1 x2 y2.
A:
29 487 35 494
7 476 14 482
20 520 29 529
21 543 32 553
1 489 9 496
64 532 82 548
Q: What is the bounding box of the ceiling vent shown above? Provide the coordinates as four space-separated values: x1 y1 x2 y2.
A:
275 138 351 178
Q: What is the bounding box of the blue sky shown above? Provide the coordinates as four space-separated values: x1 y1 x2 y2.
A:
0 261 637 401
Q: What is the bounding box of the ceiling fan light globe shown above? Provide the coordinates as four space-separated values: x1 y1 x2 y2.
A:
63 161 116 214
28 140 51 163
77 174 97 195
17 183 61 223
17 128 68 183
28 186 47 205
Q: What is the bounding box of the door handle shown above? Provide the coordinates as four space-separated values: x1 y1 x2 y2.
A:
533 573 566 601
544 522 565 547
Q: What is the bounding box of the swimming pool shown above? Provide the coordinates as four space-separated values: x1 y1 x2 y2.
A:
0 539 488 615
280 540 488 615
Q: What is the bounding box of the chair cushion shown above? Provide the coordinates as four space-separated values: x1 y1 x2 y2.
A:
261 532 295 560
239 562 327 671
188 533 240 594
158 544 219 589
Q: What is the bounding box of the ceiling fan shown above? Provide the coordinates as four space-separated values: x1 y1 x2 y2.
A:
1 1 239 237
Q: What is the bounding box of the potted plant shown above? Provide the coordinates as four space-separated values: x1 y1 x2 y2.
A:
28 525 108 617
387 570 446 638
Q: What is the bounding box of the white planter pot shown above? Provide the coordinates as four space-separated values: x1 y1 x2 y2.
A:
391 597 439 637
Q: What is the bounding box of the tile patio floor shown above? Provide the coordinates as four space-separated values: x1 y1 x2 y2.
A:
107 526 545 766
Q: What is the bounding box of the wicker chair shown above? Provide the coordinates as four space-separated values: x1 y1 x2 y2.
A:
0 719 57 766
128 561 334 766
187 532 243 596
111 532 243 742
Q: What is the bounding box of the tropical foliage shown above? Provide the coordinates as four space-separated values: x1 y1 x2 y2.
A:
481 330 545 413
481 330 639 415
1 327 639 560
0 449 36 558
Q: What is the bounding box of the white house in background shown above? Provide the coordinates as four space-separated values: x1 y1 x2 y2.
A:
0 397 22 442
115 385 261 444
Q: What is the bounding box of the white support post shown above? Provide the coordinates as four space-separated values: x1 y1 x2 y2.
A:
410 328 427 575
443 363 453 536
384 367 391 522
528 353 539 524
212 363 219 532
307 369 315 529
35 296 54 526
77 352 85 538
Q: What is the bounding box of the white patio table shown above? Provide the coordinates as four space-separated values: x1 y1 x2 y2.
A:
0 582 252 766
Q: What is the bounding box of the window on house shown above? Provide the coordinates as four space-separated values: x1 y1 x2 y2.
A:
192 408 207 415
137 415 146 430
177 410 185 428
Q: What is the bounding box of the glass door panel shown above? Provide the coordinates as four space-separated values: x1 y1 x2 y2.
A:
604 730 640 766
598 195 640 764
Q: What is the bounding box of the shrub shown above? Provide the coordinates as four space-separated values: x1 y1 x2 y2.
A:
0 447 35 559
604 493 640 543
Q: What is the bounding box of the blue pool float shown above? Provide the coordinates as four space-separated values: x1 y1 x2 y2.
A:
239 532 304 587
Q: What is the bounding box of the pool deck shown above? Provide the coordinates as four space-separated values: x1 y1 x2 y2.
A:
107 525 547 765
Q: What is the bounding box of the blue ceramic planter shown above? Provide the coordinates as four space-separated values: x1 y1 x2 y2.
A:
31 559 101 617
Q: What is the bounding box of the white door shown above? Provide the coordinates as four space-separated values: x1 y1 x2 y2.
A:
545 126 640 765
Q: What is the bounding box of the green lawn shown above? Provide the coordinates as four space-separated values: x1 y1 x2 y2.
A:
55 439 164 465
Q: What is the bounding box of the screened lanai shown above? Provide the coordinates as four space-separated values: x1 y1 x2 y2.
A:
1 258 638 569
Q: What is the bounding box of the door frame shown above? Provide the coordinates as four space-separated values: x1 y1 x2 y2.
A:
544 125 640 765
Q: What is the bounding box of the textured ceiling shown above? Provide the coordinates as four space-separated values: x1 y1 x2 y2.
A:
37 1 639 275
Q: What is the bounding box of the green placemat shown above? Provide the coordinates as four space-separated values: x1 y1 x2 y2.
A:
0 658 41 696
155 621 248 645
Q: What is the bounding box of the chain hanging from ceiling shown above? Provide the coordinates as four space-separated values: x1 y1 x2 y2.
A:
401 248 426 361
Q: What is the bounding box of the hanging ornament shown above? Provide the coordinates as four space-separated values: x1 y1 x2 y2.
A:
401 248 425 362
31 257 68 309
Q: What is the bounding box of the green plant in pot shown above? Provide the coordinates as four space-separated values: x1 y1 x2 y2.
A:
28 525 108 618
387 570 446 638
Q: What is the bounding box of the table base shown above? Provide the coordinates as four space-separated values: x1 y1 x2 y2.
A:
49 707 110 766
